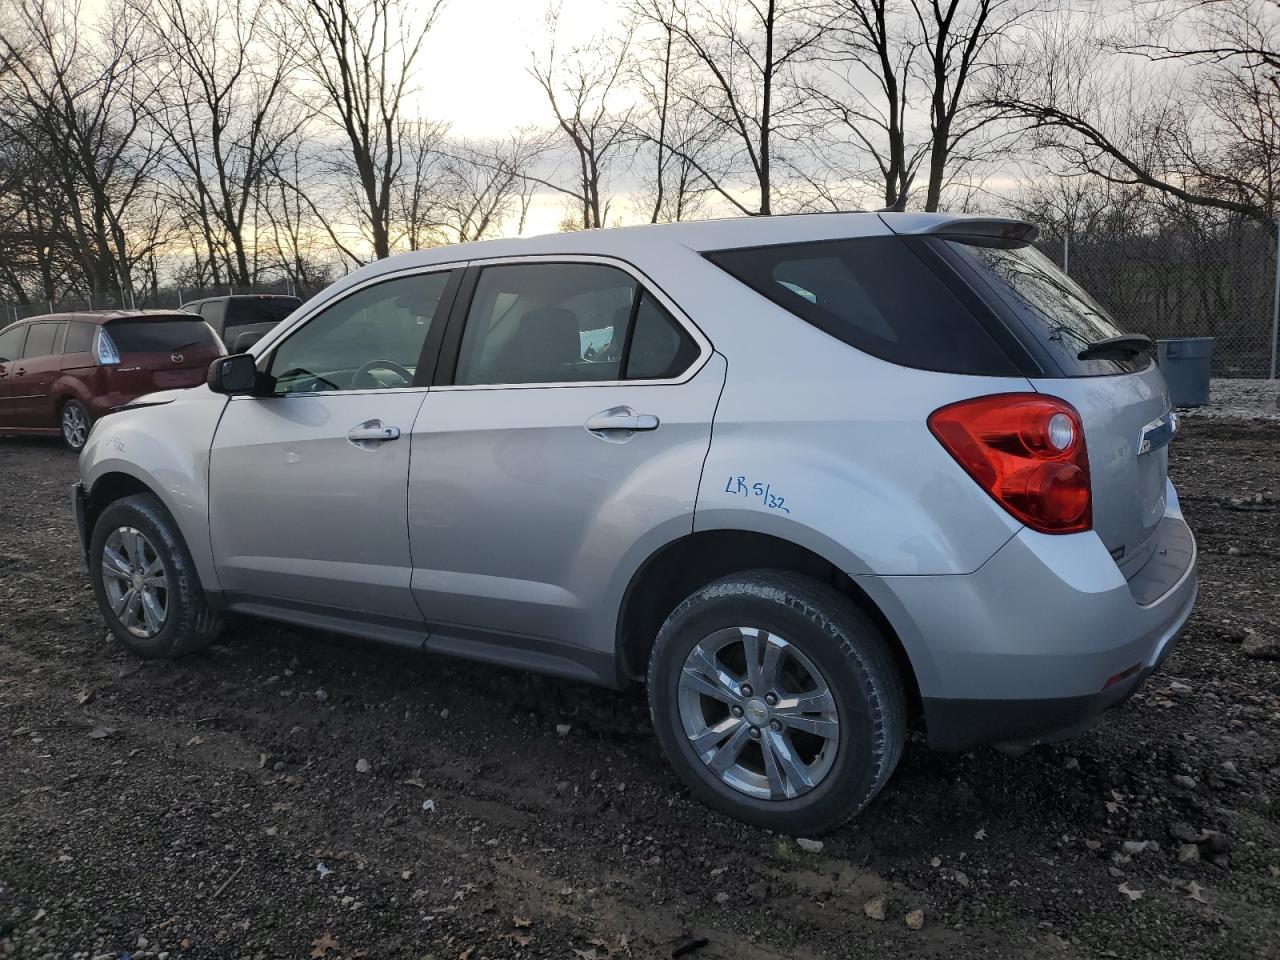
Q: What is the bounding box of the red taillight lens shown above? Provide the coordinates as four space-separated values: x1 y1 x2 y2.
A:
928 394 1092 534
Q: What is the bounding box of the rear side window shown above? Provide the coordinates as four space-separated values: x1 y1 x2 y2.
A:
106 319 218 353
226 298 299 329
946 241 1146 376
706 237 1018 375
63 321 96 354
22 321 64 358
0 325 26 362
199 301 226 327
626 292 700 380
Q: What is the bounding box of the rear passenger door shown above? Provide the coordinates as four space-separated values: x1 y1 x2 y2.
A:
406 257 725 678
11 320 66 427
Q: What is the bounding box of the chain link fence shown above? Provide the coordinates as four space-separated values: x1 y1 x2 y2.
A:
0 278 308 327
1037 220 1280 378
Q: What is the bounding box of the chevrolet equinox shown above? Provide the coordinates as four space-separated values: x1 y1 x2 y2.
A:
74 213 1197 833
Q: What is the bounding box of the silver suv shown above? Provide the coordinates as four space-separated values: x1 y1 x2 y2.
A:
74 213 1197 834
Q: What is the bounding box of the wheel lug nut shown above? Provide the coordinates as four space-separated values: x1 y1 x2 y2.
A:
731 705 743 718
769 720 781 732
765 693 777 706
748 726 761 739
740 685 753 698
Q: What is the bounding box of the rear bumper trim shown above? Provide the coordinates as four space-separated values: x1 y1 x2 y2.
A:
923 582 1194 751
72 482 89 556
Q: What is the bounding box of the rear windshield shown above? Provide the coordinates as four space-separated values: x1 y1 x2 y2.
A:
226 298 299 328
705 237 1019 375
945 241 1148 376
106 318 219 353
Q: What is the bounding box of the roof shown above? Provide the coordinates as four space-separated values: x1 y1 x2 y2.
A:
328 211 1026 289
8 308 196 326
181 294 302 305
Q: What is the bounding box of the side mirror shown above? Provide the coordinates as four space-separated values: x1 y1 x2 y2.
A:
232 330 264 352
207 353 260 395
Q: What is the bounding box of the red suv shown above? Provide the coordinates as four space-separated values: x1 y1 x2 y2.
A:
0 310 223 451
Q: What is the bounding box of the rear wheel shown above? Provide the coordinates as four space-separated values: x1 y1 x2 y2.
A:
61 399 91 451
89 493 224 658
647 571 906 835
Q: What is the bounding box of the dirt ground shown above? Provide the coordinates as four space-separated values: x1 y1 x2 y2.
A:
1 418 1277 960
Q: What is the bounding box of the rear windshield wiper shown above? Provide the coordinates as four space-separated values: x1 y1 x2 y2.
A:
1075 334 1153 362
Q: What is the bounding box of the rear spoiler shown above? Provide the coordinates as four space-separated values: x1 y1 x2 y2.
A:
882 215 1039 245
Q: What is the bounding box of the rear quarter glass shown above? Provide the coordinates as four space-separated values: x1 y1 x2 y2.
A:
705 236 1021 376
943 240 1148 377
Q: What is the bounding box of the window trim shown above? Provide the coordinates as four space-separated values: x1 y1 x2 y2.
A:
250 264 463 398
432 254 712 392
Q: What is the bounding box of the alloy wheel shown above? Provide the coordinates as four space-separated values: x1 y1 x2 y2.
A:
101 527 169 638
62 403 89 449
677 626 841 801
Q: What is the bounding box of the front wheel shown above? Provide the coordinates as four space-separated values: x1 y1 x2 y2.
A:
88 493 224 658
61 399 91 451
647 571 906 835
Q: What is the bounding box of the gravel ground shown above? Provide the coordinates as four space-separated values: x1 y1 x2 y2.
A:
1 419 1278 960
1185 380 1280 421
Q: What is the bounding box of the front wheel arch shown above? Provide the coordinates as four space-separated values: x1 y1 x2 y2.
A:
84 471 156 547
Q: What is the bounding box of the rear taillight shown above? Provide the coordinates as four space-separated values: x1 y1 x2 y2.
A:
94 328 120 366
928 394 1092 534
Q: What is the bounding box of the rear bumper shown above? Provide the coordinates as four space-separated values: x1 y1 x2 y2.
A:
920 603 1190 750
857 482 1197 751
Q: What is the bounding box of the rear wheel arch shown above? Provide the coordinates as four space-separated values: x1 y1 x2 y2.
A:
615 529 922 718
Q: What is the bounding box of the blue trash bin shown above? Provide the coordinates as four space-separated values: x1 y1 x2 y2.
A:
1156 337 1215 407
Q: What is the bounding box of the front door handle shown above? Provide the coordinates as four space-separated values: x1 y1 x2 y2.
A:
348 420 401 445
586 408 660 433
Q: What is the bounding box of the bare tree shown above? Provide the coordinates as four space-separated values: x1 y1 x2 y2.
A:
805 0 922 208
914 0 1034 210
135 0 301 287
0 0 169 305
991 0 1280 223
285 0 445 260
629 6 718 221
434 133 543 242
633 0 831 215
259 136 339 295
529 10 635 229
802 0 1036 211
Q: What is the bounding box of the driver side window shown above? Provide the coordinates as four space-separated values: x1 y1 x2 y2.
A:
269 270 453 395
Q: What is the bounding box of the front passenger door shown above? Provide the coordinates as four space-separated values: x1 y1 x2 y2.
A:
0 325 28 427
209 268 460 632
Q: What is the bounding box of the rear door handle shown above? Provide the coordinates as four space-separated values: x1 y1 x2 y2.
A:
586 408 660 433
348 420 401 445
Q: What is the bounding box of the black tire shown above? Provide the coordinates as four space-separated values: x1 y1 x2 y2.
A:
647 570 906 835
88 493 224 658
60 399 91 452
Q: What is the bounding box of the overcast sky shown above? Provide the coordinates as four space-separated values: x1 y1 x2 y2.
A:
415 0 649 234
420 0 630 136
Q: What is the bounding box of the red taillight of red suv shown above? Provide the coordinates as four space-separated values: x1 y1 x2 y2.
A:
928 394 1092 534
